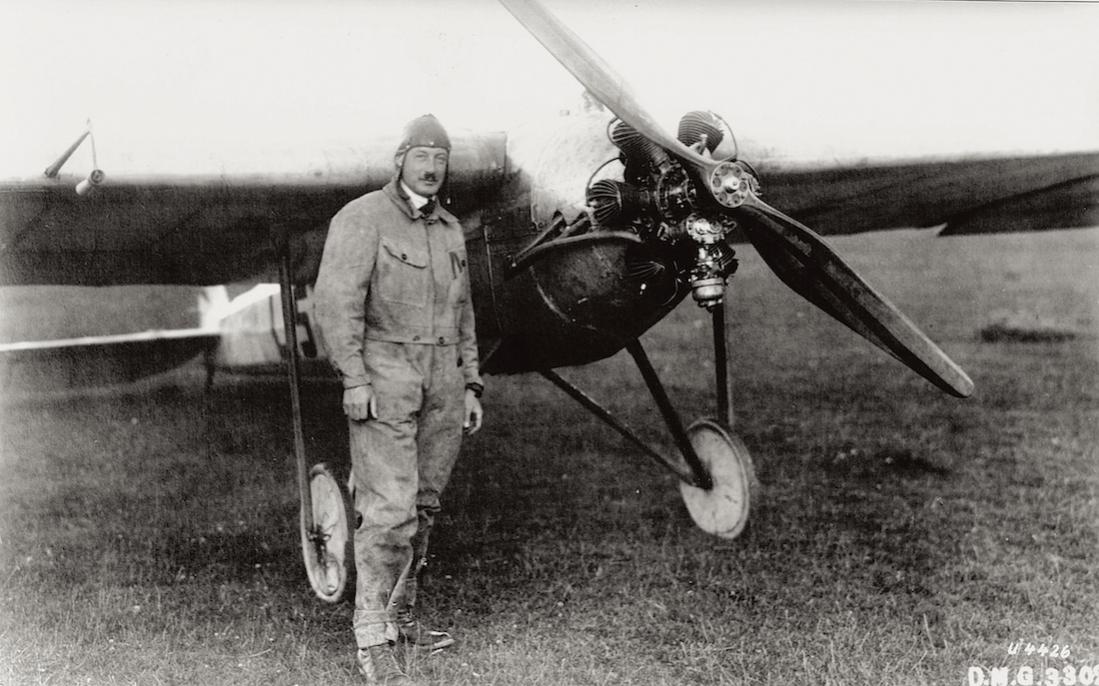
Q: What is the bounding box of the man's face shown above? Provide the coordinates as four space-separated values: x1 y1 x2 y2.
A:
399 146 449 197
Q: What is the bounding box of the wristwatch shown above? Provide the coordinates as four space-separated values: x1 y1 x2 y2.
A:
465 382 484 399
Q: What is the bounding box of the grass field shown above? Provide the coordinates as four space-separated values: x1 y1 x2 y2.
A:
1 228 1097 685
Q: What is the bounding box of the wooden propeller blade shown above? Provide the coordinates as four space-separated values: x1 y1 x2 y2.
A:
500 0 973 399
498 0 710 170
736 194 974 398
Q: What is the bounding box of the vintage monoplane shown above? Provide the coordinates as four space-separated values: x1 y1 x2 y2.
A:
2 0 1096 602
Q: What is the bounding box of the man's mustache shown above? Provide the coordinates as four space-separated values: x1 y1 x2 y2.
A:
421 172 440 182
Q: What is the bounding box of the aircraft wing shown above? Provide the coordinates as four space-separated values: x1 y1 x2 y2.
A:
0 133 507 287
1 130 1096 288
755 150 1099 236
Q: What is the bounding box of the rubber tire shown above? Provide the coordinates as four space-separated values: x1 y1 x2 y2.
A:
678 418 758 539
301 462 355 603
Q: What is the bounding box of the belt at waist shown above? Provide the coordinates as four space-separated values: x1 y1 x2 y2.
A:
365 332 460 346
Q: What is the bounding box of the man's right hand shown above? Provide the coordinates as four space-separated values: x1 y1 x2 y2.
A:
343 385 377 421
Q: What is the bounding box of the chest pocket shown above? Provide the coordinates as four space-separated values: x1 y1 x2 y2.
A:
375 239 428 306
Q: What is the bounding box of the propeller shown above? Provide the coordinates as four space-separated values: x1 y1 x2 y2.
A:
499 0 974 399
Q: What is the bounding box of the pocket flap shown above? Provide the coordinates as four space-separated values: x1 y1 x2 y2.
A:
382 240 427 269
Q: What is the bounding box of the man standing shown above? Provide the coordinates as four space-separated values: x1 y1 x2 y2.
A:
314 114 484 686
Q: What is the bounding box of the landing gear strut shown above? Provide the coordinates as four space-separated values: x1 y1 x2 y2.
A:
540 305 756 539
275 232 354 602
682 299 757 538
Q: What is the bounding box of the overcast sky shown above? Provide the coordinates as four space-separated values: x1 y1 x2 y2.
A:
2 0 1097 173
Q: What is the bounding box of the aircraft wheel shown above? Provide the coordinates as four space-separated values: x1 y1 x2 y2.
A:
679 418 758 539
301 462 354 603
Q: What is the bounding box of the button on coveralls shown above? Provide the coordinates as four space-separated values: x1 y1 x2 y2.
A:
313 180 482 649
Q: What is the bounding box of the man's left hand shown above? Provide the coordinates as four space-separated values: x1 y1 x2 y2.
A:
463 391 483 435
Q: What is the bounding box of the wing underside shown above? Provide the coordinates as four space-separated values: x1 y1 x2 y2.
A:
0 138 1095 287
0 133 508 286
758 151 1099 236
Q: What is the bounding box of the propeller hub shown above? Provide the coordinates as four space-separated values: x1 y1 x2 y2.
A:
708 161 759 208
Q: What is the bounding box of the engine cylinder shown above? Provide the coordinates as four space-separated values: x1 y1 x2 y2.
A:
677 111 724 153
610 120 671 170
587 179 649 227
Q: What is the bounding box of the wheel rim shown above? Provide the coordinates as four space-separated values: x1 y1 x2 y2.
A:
302 464 352 602
678 419 756 539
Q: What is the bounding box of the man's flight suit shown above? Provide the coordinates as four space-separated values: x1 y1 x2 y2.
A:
313 179 482 649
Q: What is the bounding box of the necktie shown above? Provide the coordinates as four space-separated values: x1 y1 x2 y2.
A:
420 199 436 218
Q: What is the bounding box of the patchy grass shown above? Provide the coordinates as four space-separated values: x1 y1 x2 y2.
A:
1 228 1097 685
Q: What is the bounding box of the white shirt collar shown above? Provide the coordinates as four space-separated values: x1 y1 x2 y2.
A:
400 181 431 210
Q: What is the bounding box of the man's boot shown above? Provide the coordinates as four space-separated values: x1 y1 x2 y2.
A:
395 529 455 652
356 643 417 685
395 607 455 651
